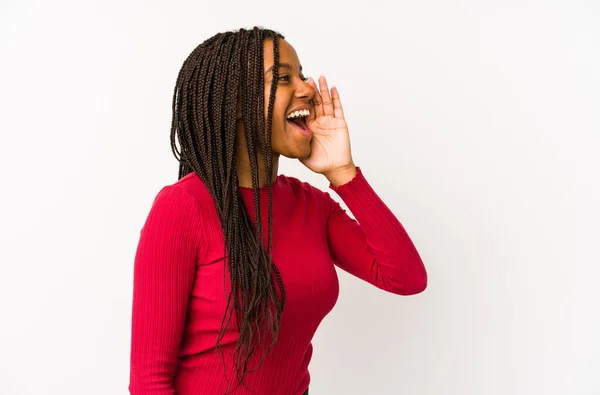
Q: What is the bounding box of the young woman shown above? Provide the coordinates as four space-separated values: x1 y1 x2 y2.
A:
129 26 427 395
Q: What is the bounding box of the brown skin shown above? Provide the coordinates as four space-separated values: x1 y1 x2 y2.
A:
236 38 357 188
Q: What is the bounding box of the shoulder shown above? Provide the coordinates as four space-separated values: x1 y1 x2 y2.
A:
141 172 218 247
147 171 215 220
160 171 213 203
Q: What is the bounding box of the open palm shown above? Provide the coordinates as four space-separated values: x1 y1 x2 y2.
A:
300 75 353 175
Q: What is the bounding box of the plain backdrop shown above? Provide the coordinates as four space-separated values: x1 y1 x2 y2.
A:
1 0 598 394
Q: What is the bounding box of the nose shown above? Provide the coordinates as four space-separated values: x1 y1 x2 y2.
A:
295 78 315 101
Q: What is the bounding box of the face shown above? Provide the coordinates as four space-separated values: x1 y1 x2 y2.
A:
262 39 315 159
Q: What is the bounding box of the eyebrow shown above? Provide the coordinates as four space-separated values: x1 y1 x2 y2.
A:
264 63 303 75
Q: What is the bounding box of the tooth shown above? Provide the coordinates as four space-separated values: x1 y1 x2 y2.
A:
287 109 310 119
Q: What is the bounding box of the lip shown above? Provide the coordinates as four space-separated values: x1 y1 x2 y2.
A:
285 104 312 139
285 113 312 139
286 118 312 139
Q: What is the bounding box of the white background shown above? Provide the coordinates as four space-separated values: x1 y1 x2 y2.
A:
1 0 599 394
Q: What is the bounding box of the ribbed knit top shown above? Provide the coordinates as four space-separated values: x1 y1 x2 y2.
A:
129 167 427 395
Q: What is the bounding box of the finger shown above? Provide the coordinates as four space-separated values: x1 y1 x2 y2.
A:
331 86 344 118
318 74 334 116
307 76 323 118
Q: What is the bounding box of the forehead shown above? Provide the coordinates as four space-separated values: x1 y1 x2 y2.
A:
263 39 301 70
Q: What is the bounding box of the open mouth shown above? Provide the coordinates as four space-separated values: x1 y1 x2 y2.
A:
287 116 308 130
286 109 311 136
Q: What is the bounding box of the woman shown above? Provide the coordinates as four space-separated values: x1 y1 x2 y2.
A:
129 27 427 395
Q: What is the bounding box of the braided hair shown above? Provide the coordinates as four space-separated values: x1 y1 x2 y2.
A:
169 27 286 392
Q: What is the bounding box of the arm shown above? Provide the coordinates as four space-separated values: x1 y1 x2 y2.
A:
129 185 201 394
326 167 427 295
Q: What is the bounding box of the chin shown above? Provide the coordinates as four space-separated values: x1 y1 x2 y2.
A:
274 139 311 159
285 144 311 160
299 147 312 159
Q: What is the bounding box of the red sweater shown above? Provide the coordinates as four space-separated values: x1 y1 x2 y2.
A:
129 167 427 395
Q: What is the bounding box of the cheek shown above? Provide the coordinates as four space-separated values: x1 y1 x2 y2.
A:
263 89 294 150
263 98 287 136
269 122 287 152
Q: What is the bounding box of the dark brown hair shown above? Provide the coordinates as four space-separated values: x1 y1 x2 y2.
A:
169 26 285 393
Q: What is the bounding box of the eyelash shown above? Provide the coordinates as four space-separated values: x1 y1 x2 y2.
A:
278 75 308 83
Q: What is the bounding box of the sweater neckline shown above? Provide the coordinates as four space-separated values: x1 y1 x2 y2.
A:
238 174 283 192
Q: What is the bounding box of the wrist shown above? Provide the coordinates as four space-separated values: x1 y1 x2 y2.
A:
325 163 357 187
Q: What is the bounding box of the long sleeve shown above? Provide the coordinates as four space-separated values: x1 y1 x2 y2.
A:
326 167 427 295
129 185 202 394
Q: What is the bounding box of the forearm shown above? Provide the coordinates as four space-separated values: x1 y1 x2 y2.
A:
329 167 427 294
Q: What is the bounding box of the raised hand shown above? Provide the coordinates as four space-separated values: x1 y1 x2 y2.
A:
302 75 356 186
